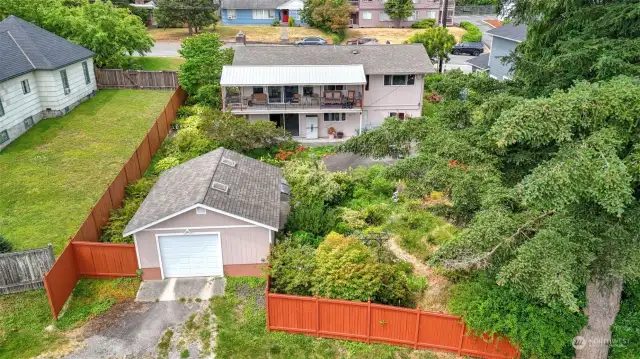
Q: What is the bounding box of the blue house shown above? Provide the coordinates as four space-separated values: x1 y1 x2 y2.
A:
221 0 305 25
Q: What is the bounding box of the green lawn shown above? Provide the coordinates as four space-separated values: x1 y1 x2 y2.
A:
0 90 172 254
0 279 140 359
212 278 451 359
134 56 184 71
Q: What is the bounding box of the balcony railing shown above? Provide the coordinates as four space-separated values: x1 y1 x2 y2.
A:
225 91 363 112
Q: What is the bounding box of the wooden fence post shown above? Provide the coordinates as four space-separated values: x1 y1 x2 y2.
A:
315 292 320 338
457 322 466 356
265 277 270 332
42 273 57 320
413 306 421 349
366 297 371 343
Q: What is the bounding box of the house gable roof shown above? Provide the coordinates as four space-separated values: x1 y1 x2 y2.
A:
0 15 94 82
486 23 527 43
466 53 490 70
222 0 289 9
123 148 283 236
232 44 435 74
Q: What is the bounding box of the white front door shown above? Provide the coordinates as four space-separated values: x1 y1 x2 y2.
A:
305 115 319 139
158 234 223 278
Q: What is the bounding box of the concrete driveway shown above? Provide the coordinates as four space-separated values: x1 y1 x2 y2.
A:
62 278 225 359
136 277 226 302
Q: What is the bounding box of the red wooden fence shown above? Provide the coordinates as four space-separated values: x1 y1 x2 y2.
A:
43 87 188 320
266 282 521 359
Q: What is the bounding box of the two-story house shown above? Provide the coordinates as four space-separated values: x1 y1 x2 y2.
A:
0 16 97 151
220 44 434 139
467 23 527 80
353 0 454 28
221 0 305 26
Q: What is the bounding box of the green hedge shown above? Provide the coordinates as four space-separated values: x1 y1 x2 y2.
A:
460 21 483 42
411 18 436 28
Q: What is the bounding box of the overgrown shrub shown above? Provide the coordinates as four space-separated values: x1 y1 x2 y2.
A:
611 281 640 358
341 203 391 231
449 275 587 359
411 18 436 28
0 234 13 253
291 231 324 248
154 156 180 173
288 16 295 27
283 160 341 204
269 239 316 296
285 201 336 236
204 111 289 153
459 21 482 43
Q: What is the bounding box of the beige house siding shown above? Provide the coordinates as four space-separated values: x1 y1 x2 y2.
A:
134 208 272 279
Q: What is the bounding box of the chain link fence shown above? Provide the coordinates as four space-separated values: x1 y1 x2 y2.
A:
454 5 497 15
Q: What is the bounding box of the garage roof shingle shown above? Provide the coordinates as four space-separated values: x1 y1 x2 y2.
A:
123 148 283 235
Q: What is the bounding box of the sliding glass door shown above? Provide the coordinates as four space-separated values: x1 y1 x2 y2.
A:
268 87 283 103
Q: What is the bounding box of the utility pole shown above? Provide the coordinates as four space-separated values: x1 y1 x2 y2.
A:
438 0 449 73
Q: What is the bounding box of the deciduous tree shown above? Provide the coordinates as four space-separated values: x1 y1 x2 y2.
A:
155 0 217 36
383 0 414 28
301 0 352 35
408 27 455 73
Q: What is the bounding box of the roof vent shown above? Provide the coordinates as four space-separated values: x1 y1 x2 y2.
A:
221 157 236 168
352 49 359 55
211 181 229 193
280 183 291 196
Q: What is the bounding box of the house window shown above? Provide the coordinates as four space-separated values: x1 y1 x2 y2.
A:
23 116 34 130
82 61 91 84
362 12 372 20
324 113 346 121
406 10 419 21
365 75 369 91
196 207 207 215
268 86 283 103
227 9 237 19
21 79 30 94
325 85 344 91
253 87 264 94
379 12 391 21
0 130 9 145
0 97 4 117
303 86 314 96
253 9 275 19
60 70 70 94
390 112 406 119
426 10 437 19
384 74 416 86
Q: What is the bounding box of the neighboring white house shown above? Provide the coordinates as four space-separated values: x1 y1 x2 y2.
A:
220 45 435 140
466 23 527 81
0 16 98 151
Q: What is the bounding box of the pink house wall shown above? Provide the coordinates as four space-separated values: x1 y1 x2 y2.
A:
363 74 424 126
356 0 453 28
134 208 272 279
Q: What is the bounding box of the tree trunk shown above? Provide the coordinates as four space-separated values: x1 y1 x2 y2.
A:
574 278 623 359
395 18 401 28
187 22 193 36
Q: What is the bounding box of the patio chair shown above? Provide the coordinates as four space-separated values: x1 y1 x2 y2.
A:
292 93 301 104
345 90 355 108
251 93 267 106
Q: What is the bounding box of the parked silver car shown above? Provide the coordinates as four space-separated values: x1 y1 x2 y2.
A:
295 37 327 45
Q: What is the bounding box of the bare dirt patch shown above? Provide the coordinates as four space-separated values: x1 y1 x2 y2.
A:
347 26 466 44
386 237 452 313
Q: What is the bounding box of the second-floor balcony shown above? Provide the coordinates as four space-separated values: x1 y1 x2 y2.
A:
221 65 367 114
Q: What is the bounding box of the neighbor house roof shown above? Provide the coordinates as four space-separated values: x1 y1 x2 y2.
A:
277 0 304 10
466 53 490 71
123 148 284 236
222 0 288 9
486 23 527 43
233 44 435 74
0 15 94 82
221 65 367 86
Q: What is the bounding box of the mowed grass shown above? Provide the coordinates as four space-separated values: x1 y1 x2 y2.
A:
212 277 453 359
134 56 184 71
148 25 466 44
0 90 172 254
0 279 140 359
0 290 63 359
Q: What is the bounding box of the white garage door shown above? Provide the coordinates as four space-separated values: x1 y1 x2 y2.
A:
158 234 223 278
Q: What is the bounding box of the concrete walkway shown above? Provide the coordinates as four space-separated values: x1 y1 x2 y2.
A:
322 153 396 172
136 277 226 302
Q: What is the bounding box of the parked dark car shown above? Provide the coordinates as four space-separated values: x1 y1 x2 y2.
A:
451 42 484 56
295 37 327 45
346 37 378 45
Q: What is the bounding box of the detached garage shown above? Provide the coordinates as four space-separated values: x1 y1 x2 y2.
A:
123 148 289 280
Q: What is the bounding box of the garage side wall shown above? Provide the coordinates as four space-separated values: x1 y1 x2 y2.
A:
135 208 271 280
